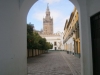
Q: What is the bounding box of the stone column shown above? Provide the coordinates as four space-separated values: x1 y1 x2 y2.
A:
70 0 93 75
73 39 76 54
0 0 27 75
78 0 93 75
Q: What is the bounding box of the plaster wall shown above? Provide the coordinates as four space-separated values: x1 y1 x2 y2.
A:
48 39 61 50
78 0 100 75
44 33 64 50
66 37 74 52
88 0 100 16
0 0 38 75
45 37 63 50
0 0 27 75
70 0 94 75
79 3 93 75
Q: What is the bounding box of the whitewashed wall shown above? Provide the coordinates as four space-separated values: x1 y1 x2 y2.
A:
66 37 74 52
45 36 63 50
0 0 37 75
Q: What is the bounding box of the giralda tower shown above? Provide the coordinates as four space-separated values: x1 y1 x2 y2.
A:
43 4 53 34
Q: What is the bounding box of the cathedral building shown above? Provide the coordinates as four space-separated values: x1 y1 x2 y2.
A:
38 4 64 50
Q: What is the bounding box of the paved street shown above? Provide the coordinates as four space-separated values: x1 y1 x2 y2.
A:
27 51 81 75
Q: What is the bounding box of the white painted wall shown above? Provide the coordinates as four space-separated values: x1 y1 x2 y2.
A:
78 1 93 75
0 0 37 75
45 35 63 50
70 0 99 75
0 0 27 75
77 0 100 75
88 0 100 16
66 37 74 52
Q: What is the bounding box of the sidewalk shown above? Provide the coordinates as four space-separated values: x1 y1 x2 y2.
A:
60 51 81 75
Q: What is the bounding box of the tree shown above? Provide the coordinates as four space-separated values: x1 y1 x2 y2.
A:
27 23 53 56
27 24 34 49
27 24 34 34
39 38 46 50
32 32 42 55
27 24 34 57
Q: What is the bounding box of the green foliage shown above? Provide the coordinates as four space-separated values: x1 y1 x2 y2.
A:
27 24 53 50
27 24 34 34
27 24 34 49
33 32 41 49
39 38 46 50
44 42 53 50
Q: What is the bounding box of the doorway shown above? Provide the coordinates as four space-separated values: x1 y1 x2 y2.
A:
55 47 57 50
91 11 100 75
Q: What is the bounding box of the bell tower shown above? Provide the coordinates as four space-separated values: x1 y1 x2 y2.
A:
43 4 53 34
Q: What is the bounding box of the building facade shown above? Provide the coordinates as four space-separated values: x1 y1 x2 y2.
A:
40 32 64 50
63 7 80 57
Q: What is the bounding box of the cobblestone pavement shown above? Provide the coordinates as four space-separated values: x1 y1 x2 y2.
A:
27 51 81 75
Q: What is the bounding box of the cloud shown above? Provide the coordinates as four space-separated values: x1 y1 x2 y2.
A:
51 10 62 21
32 10 62 22
53 16 70 33
32 11 45 21
32 10 70 33
40 0 61 4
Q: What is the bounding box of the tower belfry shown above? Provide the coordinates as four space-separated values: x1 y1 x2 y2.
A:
43 4 53 34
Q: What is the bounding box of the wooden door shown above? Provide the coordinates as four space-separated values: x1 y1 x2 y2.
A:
91 12 100 75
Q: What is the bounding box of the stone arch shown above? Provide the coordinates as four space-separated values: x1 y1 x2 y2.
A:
20 0 38 17
70 0 80 11
23 0 88 74
2 0 100 75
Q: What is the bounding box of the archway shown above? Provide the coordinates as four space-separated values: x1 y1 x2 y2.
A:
23 0 90 75
1 0 100 75
20 0 94 75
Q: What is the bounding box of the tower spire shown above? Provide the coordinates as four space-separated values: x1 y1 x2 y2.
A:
47 3 49 10
46 3 50 17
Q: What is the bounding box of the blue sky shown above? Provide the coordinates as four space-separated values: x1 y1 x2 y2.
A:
27 0 74 33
